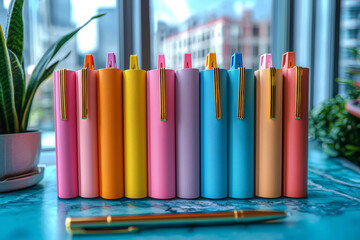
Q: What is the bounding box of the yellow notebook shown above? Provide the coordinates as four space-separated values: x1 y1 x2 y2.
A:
123 55 148 198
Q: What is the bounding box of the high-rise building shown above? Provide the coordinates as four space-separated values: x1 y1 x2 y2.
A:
339 0 360 94
155 10 270 70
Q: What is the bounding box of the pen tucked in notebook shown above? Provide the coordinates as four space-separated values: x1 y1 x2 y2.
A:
54 69 78 199
255 54 283 198
175 53 200 199
200 53 228 199
282 52 309 198
228 53 255 199
147 54 176 199
97 53 124 199
76 55 99 198
123 55 148 199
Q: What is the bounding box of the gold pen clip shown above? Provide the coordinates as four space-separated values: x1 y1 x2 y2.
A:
159 63 166 121
237 67 245 119
213 67 221 119
81 68 88 119
206 53 221 119
59 69 67 120
269 67 276 119
295 66 303 119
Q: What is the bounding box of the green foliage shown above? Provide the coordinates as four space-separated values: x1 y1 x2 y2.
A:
0 0 104 134
309 95 360 165
310 47 360 165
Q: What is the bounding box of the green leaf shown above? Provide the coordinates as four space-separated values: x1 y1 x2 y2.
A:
8 49 25 131
21 13 105 131
0 25 19 133
22 52 71 130
6 0 24 64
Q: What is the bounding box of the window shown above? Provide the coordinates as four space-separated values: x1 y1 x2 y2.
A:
338 0 360 95
151 0 273 70
0 0 120 150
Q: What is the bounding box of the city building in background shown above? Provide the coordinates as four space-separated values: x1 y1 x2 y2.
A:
156 10 270 70
339 0 360 95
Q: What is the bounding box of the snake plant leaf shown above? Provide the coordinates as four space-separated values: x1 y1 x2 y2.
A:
0 25 19 133
6 0 24 64
22 52 71 130
8 49 25 131
21 13 105 131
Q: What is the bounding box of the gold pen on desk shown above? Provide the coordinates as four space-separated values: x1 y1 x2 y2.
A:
66 210 287 235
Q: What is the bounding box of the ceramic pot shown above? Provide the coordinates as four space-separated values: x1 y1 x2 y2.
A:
0 131 41 179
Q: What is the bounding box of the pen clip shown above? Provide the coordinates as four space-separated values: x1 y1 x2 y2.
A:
269 67 276 119
237 67 245 119
295 66 303 119
68 226 140 235
282 52 295 69
158 55 167 121
206 53 221 119
107 53 117 68
260 53 273 70
84 54 95 70
81 68 88 119
184 53 192 68
59 69 67 121
231 53 243 70
130 55 139 70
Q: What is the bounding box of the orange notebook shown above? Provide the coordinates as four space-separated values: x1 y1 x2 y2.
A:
97 53 124 199
255 54 283 198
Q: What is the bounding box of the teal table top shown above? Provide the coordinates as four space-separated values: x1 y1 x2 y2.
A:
1 141 360 240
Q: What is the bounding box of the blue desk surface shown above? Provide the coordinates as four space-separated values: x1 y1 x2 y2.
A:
1 141 360 240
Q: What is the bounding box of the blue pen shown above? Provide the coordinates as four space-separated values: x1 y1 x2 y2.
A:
228 53 255 199
200 53 228 199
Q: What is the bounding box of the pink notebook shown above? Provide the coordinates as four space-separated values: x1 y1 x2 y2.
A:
54 69 78 198
76 55 99 198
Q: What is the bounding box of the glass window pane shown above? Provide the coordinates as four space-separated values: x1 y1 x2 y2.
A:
150 0 273 70
338 0 360 95
0 0 119 149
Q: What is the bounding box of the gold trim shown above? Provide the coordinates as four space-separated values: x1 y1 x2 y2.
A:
237 67 245 119
69 226 139 235
213 67 221 119
160 65 167 121
269 68 276 119
59 69 67 120
81 68 88 119
295 66 303 119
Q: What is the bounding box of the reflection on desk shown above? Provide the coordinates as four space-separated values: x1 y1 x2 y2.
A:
1 141 360 240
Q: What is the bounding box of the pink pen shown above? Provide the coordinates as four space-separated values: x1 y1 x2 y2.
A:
147 55 176 199
76 55 99 198
54 69 78 198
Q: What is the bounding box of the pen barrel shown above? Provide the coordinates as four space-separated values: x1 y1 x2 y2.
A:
255 68 283 198
147 69 176 199
67 210 287 232
200 69 228 199
228 68 255 199
98 68 124 199
283 67 309 198
54 70 78 199
76 69 99 198
175 68 200 199
123 69 148 199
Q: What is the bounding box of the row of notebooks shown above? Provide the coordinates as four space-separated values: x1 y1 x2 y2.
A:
54 51 308 200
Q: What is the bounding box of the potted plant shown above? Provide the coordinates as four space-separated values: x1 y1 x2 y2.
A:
0 0 104 180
